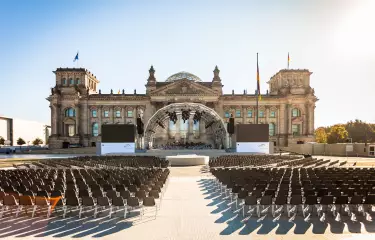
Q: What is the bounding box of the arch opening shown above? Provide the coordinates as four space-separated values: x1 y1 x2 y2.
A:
144 103 228 149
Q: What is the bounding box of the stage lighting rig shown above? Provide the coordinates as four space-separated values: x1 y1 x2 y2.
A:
167 111 178 124
193 111 203 124
181 109 191 123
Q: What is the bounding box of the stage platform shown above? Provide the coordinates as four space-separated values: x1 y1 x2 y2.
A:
166 154 209 166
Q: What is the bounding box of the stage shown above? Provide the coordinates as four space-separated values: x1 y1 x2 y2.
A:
166 154 209 166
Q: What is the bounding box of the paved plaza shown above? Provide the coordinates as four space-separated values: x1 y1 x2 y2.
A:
0 161 375 239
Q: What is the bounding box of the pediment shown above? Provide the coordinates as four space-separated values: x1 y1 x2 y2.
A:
150 79 217 96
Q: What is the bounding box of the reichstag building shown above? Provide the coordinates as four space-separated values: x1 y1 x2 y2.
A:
47 66 318 149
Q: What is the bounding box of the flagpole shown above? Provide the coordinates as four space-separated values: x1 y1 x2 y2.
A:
256 52 259 124
287 52 290 69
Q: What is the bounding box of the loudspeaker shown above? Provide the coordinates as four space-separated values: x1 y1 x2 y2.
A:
227 117 234 134
136 117 144 135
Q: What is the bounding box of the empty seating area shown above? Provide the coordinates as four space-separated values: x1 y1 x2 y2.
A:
0 156 170 221
210 163 375 223
209 155 301 168
38 155 169 169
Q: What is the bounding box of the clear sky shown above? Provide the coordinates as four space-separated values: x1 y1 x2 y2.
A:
0 0 374 128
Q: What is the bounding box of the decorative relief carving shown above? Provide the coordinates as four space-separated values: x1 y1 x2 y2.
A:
165 81 205 94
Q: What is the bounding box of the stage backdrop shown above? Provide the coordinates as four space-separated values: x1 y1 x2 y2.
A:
98 124 135 155
235 124 270 154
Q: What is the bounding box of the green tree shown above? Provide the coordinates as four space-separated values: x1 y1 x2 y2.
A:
327 124 349 144
0 137 4 145
315 127 328 143
345 119 375 143
32 138 43 146
17 138 26 146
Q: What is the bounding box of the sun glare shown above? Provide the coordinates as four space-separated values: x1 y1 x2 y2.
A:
334 0 375 56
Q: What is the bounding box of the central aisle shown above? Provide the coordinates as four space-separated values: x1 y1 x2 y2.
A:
106 166 230 240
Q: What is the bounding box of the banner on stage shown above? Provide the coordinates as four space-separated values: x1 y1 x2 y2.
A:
97 142 135 155
236 142 270 154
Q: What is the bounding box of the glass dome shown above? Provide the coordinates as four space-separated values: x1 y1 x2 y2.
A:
165 71 202 82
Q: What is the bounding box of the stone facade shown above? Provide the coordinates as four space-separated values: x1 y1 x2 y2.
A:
47 66 318 149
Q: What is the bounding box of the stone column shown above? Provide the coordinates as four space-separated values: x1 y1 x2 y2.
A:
81 103 88 135
242 107 247 124
288 105 292 135
189 114 194 135
279 104 286 135
75 105 80 136
309 104 315 135
304 104 308 135
60 108 64 136
175 116 181 140
112 106 115 123
98 106 102 135
121 106 125 124
51 105 57 135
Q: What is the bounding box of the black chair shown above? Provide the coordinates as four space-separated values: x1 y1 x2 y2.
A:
64 196 80 218
258 195 272 217
273 195 287 217
112 196 126 218
127 197 141 219
143 197 157 219
288 195 302 217
81 196 96 218
97 196 111 218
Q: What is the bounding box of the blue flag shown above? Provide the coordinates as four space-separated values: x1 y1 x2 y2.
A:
73 52 79 62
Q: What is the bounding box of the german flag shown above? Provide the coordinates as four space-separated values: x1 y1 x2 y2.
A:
257 53 261 101
288 52 290 69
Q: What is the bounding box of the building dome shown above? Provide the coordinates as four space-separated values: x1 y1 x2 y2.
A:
165 71 202 82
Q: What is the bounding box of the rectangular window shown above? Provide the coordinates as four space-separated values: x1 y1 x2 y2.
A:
292 124 300 136
259 110 264 118
235 110 241 118
270 111 276 118
292 109 300 117
116 110 121 118
92 110 97 118
127 110 133 117
225 112 230 118
247 110 253 118
68 125 75 137
104 110 109 118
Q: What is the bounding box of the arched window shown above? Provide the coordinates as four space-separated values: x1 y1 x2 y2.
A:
115 110 121 118
69 78 74 85
62 78 67 85
292 108 301 117
224 111 230 118
92 110 97 117
92 123 99 136
76 78 80 84
65 108 75 117
269 123 275 136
